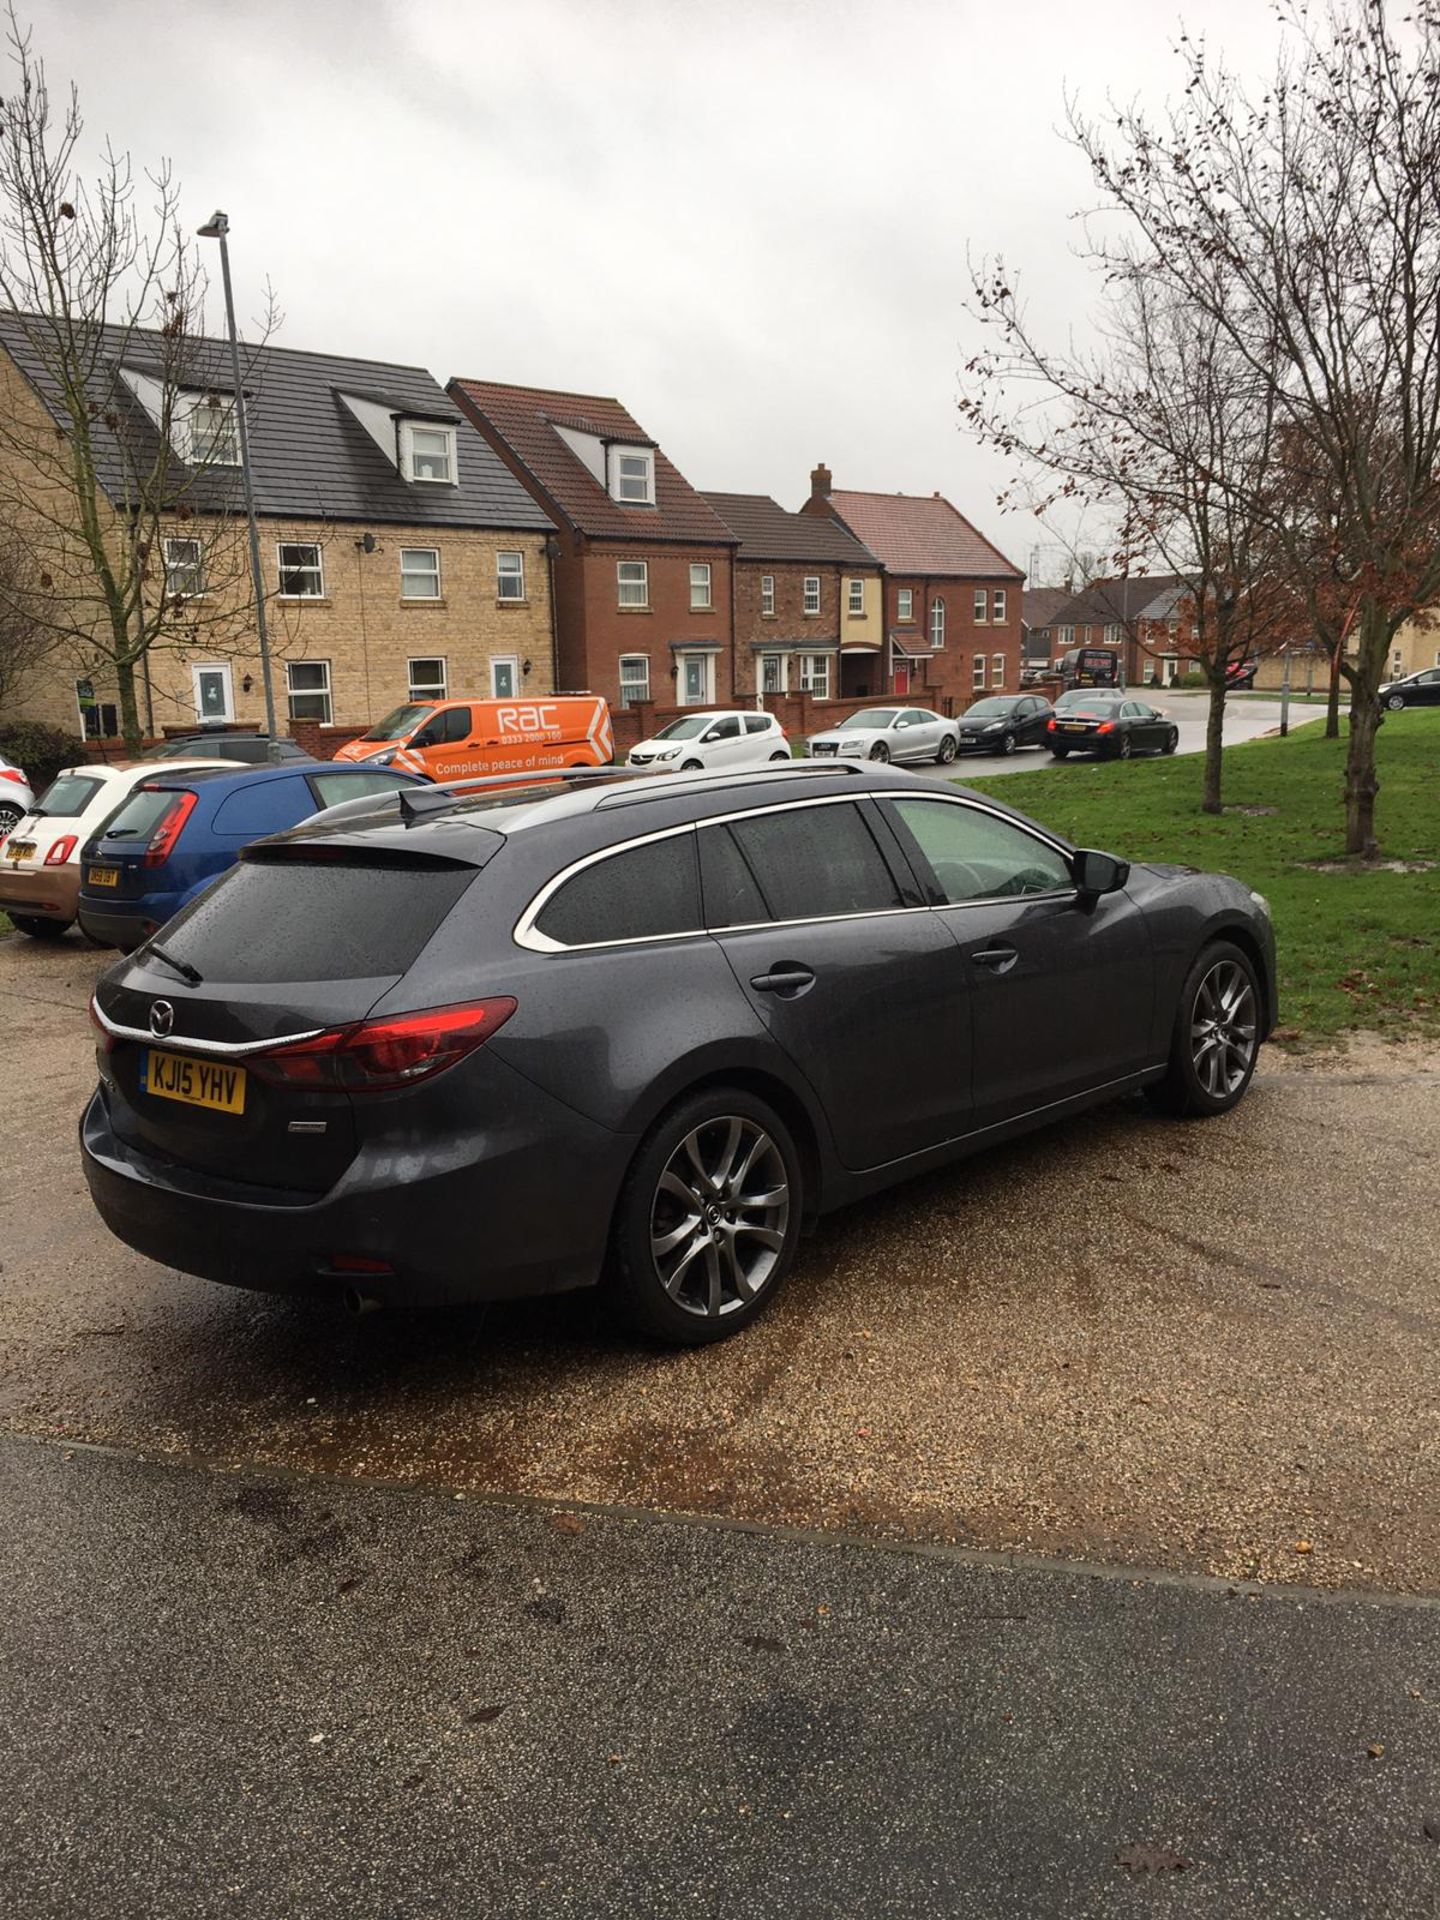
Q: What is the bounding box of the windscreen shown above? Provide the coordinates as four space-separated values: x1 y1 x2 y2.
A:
839 708 898 729
147 858 476 983
32 773 104 817
964 700 1012 719
359 704 434 743
652 717 710 741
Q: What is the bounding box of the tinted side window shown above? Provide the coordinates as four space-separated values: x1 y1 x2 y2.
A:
211 777 313 839
710 716 742 740
308 771 414 808
699 825 770 928
727 803 903 921
534 834 702 947
884 798 1072 904
441 706 473 744
744 715 771 735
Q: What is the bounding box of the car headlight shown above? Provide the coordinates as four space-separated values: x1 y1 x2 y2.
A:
983 722 1003 733
365 749 396 766
655 748 680 761
1249 890 1271 917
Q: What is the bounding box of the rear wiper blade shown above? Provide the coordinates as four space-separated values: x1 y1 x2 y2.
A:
145 940 203 987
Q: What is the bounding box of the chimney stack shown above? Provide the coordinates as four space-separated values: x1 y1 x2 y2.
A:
810 461 832 501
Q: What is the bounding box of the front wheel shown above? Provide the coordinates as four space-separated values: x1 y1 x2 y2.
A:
0 804 22 838
769 750 790 762
1146 941 1261 1118
608 1089 804 1345
1386 693 1406 711
936 734 957 764
999 731 1017 756
10 914 68 939
1163 728 1179 754
869 742 890 763
680 759 704 772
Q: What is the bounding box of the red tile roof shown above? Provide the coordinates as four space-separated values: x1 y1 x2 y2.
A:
820 489 1021 580
448 379 736 547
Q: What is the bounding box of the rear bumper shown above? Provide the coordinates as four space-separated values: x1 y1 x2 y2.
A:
79 1058 635 1308
0 863 80 923
76 891 183 952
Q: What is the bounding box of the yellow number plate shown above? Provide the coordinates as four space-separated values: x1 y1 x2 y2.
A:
87 866 119 887
9 843 34 862
142 1049 247 1115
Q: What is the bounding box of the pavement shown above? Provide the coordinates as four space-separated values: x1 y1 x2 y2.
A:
5 1432 1440 1919
927 689 1295 780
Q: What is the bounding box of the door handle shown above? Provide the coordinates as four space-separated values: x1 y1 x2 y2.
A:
749 964 816 996
970 945 1019 973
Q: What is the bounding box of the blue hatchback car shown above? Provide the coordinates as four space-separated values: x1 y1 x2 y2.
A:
76 762 425 951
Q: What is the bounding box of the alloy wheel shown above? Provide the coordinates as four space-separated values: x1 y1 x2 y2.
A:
1386 694 1406 711
649 1116 791 1319
937 735 957 763
1001 732 1017 755
1190 959 1258 1099
870 742 890 762
0 804 21 836
1117 735 1133 759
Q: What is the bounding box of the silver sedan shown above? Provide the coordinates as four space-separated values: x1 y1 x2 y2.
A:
806 705 959 766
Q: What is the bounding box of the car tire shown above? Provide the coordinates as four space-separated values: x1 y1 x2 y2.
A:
0 804 22 837
681 759 704 772
608 1087 804 1346
9 914 67 939
1000 731 1017 756
937 735 957 764
769 750 790 762
1146 939 1262 1119
869 742 890 763
1163 729 1179 754
1050 745 1070 759
1116 735 1133 760
1386 693 1406 711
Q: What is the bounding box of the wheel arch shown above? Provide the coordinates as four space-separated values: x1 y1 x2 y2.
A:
624 1064 828 1226
1197 918 1275 1041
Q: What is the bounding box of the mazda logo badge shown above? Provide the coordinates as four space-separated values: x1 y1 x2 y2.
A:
149 999 174 1039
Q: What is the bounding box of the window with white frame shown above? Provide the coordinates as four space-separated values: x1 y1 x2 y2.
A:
286 659 332 722
897 588 914 622
277 542 325 598
973 587 988 622
930 597 946 649
972 651 986 689
760 574 775 616
798 653 830 698
188 395 239 466
408 657 447 701
761 653 787 694
617 559 649 608
1104 621 1119 643
803 576 821 615
163 537 204 598
991 652 1005 688
402 423 456 484
992 590 1007 622
497 551 526 601
690 562 713 610
847 578 865 616
619 655 650 705
611 447 655 505
1168 618 1179 640
1059 625 1075 645
400 548 441 599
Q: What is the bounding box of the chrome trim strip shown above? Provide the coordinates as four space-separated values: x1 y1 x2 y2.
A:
89 998 325 1056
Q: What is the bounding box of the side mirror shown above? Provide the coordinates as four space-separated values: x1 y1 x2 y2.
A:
411 728 438 749
702 729 721 743
1072 848 1130 898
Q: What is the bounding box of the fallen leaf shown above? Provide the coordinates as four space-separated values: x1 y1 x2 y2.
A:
466 1705 507 1725
1293 1539 1314 1554
1115 1844 1189 1874
551 1513 585 1536
1368 1743 1384 1759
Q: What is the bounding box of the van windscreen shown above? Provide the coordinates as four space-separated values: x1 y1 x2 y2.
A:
360 704 434 743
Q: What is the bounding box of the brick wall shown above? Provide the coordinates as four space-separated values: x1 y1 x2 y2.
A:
562 539 737 709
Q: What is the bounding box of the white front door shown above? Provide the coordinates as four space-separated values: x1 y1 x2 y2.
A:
192 663 234 723
491 656 519 699
678 654 711 706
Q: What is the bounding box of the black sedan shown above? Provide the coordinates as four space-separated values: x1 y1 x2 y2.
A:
1047 695 1180 760
82 760 1275 1348
956 694 1055 755
1380 667 1440 710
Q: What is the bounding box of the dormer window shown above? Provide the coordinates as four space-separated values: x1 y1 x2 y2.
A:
188 394 239 466
401 422 456 485
610 446 655 506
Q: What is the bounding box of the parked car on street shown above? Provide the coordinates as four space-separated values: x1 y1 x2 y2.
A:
1047 695 1180 760
1056 646 1121 688
627 710 790 772
0 759 230 939
807 707 959 765
146 732 313 764
76 762 423 951
83 759 1276 1346
1225 659 1258 690
956 695 1055 756
334 695 613 778
1379 666 1440 710
0 753 35 838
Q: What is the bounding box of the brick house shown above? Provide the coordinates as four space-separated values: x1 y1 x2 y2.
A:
1043 574 1200 684
1021 586 1075 671
800 466 1025 711
699 492 882 702
447 380 738 713
0 319 556 744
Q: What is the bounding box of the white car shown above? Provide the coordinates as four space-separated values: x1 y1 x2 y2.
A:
806 706 959 766
0 753 34 837
627 710 791 773
0 757 228 938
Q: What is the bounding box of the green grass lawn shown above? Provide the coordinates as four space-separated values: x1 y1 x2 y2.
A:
960 712 1440 1040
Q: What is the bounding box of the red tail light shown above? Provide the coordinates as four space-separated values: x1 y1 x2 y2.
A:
88 1000 115 1054
250 998 518 1092
1096 721 1116 734
45 835 78 866
1046 718 1056 730
143 790 198 866
0 767 24 785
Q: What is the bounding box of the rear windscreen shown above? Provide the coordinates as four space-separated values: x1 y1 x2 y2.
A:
33 774 104 818
101 787 192 840
151 859 476 982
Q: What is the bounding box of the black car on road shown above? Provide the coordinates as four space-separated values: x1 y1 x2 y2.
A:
1047 695 1180 760
956 695 1055 756
1379 666 1440 710
83 762 1276 1345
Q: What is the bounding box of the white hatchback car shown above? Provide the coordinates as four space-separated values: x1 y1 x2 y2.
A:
0 758 228 938
627 710 791 773
0 752 35 837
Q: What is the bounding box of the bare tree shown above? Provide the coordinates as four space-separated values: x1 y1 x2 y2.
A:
0 10 276 753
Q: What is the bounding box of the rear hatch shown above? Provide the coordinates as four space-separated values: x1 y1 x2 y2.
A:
94 847 479 1194
82 779 213 901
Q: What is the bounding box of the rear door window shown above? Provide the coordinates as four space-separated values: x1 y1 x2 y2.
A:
725 802 903 922
744 715 771 735
211 777 313 839
532 833 702 947
699 824 771 928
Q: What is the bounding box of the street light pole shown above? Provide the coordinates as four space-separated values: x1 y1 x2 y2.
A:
196 210 279 757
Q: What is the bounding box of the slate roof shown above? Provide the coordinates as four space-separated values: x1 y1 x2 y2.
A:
0 312 552 530
448 379 736 546
816 489 1022 580
1021 587 1075 630
1046 574 1187 630
700 491 878 567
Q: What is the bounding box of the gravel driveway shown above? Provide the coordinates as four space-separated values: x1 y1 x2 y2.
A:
2 930 1437 1594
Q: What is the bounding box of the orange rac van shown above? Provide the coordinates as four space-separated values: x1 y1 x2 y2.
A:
333 695 614 780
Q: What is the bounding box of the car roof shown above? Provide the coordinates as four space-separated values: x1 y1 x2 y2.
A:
121 760 389 796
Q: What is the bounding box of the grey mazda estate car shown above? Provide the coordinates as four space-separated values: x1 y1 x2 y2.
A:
83 763 1276 1344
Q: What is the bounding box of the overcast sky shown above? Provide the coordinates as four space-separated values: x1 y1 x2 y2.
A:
34 0 1287 580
